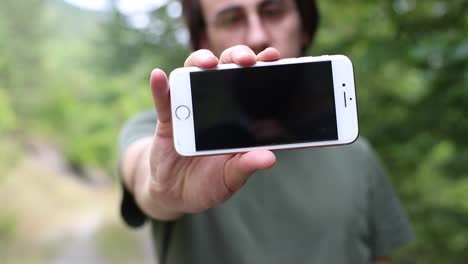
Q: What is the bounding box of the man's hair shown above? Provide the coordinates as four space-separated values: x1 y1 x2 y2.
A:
181 0 320 53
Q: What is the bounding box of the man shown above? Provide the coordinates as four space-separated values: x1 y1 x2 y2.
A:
119 0 414 263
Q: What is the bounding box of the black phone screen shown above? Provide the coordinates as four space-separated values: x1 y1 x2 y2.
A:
190 61 338 151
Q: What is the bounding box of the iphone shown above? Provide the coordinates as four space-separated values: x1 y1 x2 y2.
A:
169 55 359 156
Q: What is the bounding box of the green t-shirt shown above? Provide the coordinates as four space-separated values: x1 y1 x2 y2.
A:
119 110 413 264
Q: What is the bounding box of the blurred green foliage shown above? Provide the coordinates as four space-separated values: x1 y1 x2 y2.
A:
0 0 187 173
312 0 468 262
0 214 17 242
0 0 467 262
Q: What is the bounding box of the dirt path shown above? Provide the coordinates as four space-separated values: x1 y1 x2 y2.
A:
0 146 157 264
52 212 109 264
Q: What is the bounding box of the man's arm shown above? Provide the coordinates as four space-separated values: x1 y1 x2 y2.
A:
361 138 414 261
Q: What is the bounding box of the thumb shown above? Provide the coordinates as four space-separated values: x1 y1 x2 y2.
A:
223 150 276 193
150 68 171 124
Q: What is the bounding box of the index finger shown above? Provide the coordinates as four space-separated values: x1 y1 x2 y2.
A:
219 45 256 66
184 49 218 68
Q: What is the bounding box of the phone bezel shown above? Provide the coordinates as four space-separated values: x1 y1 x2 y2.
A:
169 55 359 156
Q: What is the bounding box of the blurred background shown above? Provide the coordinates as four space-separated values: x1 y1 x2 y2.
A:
0 0 467 263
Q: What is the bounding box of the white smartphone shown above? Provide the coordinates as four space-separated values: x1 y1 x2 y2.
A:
169 55 359 156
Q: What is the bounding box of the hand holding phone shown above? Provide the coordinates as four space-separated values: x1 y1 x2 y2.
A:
169 55 359 156
145 46 277 219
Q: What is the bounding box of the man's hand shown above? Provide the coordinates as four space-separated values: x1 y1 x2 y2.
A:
126 46 281 220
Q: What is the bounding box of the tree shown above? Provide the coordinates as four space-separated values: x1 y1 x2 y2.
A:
0 0 46 119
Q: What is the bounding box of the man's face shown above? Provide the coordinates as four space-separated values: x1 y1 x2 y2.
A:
199 0 306 58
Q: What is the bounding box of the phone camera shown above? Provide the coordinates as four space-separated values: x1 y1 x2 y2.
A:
342 83 346 87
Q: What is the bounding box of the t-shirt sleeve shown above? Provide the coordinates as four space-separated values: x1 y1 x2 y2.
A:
362 140 415 259
118 110 157 228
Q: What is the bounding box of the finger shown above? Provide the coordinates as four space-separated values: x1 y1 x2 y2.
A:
256 47 281 62
223 150 276 193
150 68 172 124
184 49 218 68
219 45 256 66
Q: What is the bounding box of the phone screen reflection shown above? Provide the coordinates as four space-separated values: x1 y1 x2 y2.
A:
190 61 338 151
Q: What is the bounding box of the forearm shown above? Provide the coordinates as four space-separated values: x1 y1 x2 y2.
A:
122 137 183 221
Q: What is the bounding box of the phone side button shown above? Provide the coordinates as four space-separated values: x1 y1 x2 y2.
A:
175 105 191 120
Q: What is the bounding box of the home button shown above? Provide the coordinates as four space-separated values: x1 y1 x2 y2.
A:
175 105 190 120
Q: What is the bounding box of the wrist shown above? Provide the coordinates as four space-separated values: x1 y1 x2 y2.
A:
138 174 184 221
126 140 184 221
